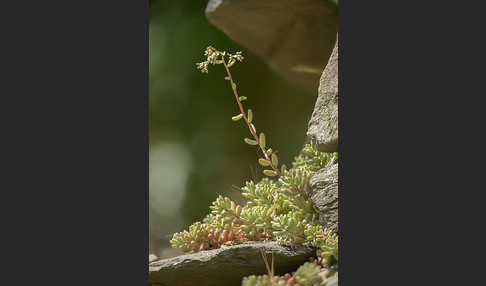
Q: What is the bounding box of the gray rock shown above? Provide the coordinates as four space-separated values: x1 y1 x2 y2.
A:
149 241 315 286
323 272 338 286
206 0 338 92
307 36 338 152
309 163 338 233
149 254 158 263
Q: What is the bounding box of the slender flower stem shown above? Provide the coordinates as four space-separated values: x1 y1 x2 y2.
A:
222 59 281 176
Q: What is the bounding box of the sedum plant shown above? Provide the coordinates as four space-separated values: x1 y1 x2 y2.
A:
241 251 324 286
170 47 339 268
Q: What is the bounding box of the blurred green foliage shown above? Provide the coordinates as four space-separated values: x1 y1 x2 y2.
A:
149 0 318 257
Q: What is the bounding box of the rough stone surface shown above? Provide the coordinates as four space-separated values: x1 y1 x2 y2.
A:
323 272 338 286
149 242 314 286
149 254 158 263
206 0 338 92
307 36 338 152
309 162 338 233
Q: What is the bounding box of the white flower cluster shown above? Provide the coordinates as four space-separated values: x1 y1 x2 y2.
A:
227 51 244 67
196 46 244 73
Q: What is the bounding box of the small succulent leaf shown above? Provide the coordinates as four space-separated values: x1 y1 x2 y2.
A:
258 158 271 167
248 109 253 123
244 138 258 145
271 153 278 167
263 170 278 177
259 133 266 148
232 114 244 121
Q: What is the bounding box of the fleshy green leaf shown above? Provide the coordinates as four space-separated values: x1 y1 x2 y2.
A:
249 123 256 134
258 158 271 167
271 153 278 167
244 138 258 145
263 170 278 177
232 114 243 121
259 133 266 148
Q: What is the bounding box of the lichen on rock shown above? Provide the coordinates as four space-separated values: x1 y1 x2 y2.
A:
309 163 338 234
307 35 338 153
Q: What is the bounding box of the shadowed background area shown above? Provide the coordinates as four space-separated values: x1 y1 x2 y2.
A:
149 0 321 258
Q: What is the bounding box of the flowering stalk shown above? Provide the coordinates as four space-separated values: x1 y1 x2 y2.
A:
222 59 281 177
196 46 281 177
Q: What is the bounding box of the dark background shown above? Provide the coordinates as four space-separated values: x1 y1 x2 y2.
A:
149 0 319 258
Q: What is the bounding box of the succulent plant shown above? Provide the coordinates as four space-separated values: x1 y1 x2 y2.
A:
293 263 323 286
169 47 339 284
170 142 338 263
241 260 323 286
